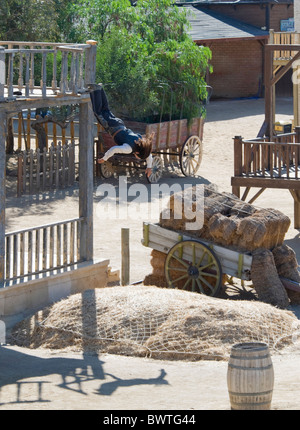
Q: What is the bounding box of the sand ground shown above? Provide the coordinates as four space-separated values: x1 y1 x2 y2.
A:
1 96 300 411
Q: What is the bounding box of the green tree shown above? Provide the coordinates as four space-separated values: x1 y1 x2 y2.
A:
73 0 136 40
0 0 77 42
96 28 159 120
86 0 212 121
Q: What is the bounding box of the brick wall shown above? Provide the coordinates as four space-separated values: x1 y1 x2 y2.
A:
204 39 264 99
269 4 294 30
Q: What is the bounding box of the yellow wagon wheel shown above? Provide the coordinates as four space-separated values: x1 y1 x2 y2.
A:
180 135 203 176
164 240 222 297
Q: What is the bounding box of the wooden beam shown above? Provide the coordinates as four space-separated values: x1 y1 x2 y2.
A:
241 187 250 201
1 94 90 115
0 47 5 101
264 43 300 139
79 101 94 261
271 50 300 86
248 188 266 204
289 190 300 229
121 228 130 286
231 176 300 189
266 44 300 51
0 112 6 287
84 41 97 86
264 46 274 138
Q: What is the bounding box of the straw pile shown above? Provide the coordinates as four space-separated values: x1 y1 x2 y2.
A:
9 285 298 360
159 185 290 252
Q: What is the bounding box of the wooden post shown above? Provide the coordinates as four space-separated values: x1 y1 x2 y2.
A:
0 112 6 287
84 41 97 86
79 101 94 261
232 136 243 198
264 45 274 139
233 136 243 176
121 228 130 286
290 189 300 229
0 47 5 101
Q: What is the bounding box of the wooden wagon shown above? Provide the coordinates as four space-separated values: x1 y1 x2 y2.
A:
142 222 300 297
96 116 204 183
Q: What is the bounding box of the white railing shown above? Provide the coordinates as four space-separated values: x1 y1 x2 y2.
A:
5 217 84 286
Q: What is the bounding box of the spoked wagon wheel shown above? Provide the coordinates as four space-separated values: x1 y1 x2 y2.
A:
99 161 115 179
180 135 203 176
146 155 164 183
164 240 222 297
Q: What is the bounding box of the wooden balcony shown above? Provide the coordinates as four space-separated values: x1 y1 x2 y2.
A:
0 40 97 111
0 40 97 287
270 30 300 66
231 128 300 228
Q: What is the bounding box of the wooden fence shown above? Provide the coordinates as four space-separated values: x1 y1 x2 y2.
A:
13 113 79 151
17 141 75 196
0 41 95 100
270 30 300 63
233 129 300 180
5 217 84 286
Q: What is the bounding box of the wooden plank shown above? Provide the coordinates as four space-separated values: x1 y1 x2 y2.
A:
142 223 252 280
147 223 253 267
146 238 250 280
0 47 5 101
121 228 130 286
0 112 6 286
231 176 300 189
79 101 94 261
264 46 274 138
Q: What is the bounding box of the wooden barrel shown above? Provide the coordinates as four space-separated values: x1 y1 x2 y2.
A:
227 342 274 410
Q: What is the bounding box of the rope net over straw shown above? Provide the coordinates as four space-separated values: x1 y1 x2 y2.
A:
9 286 299 360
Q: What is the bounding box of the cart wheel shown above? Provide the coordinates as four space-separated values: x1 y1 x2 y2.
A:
164 240 222 297
146 155 164 183
99 161 114 179
180 135 203 176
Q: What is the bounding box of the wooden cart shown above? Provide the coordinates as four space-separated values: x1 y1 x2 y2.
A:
142 222 300 297
96 116 205 183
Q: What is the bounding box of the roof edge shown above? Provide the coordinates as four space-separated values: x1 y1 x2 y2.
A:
176 1 293 5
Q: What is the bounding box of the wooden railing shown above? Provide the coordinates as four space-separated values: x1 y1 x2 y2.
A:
5 217 84 286
234 128 300 179
0 41 96 101
270 30 300 62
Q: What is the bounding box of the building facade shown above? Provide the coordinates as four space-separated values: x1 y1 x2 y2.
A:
179 1 294 98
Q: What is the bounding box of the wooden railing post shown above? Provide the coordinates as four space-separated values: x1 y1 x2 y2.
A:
264 45 274 139
0 47 5 101
232 136 243 198
79 101 94 261
84 40 97 85
233 136 243 176
0 112 6 287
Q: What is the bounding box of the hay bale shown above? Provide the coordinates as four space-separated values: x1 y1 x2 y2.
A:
9 286 298 360
272 244 300 304
143 274 168 288
251 249 290 309
159 185 290 253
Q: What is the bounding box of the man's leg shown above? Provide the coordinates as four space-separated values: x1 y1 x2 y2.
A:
90 87 109 116
90 86 125 133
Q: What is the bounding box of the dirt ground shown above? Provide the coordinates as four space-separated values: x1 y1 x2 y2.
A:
2 96 300 411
